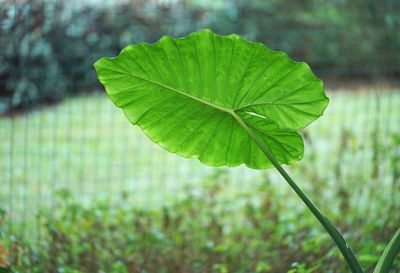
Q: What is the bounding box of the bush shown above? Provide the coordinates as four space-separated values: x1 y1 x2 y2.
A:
0 1 195 113
1 0 399 113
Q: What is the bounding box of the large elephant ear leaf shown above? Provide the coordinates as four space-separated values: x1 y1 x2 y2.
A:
94 29 329 169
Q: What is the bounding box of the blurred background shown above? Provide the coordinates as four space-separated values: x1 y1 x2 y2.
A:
0 0 399 272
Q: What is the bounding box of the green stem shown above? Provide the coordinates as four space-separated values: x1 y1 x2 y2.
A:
232 112 364 273
260 145 364 273
373 228 400 273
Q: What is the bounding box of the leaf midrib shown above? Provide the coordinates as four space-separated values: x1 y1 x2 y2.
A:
119 69 236 115
105 60 307 119
119 69 284 150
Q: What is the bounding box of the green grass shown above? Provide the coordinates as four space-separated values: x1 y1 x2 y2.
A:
0 89 399 227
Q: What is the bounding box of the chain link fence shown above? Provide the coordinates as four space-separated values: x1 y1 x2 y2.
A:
1 0 400 245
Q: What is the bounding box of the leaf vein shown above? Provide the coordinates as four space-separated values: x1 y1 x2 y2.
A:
225 117 235 165
135 94 179 124
199 114 227 160
176 110 218 154
249 63 300 103
224 38 237 106
159 104 205 143
231 45 259 108
235 54 281 107
145 99 192 129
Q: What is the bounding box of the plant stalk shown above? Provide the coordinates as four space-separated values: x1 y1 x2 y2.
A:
232 112 364 273
260 145 364 273
373 228 400 273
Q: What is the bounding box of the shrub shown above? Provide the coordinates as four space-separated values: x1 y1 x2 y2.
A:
1 0 399 113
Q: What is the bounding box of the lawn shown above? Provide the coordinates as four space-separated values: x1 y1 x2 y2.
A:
0 88 399 225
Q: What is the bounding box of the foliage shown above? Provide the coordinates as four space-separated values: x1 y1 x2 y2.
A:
94 29 328 169
2 173 399 273
94 28 400 272
0 0 191 113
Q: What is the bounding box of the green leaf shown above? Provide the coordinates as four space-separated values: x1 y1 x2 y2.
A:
94 29 328 169
373 228 400 273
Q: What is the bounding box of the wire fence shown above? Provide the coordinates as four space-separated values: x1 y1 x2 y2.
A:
1 0 400 241
1 89 399 237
